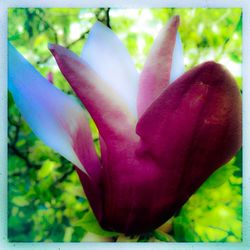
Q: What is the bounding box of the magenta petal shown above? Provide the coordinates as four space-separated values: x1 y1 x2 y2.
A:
75 166 104 222
137 15 181 117
136 61 241 206
49 44 138 149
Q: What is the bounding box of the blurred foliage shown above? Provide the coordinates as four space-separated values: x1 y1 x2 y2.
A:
8 8 242 242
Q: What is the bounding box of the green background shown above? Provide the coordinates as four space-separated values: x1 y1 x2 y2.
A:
8 8 242 242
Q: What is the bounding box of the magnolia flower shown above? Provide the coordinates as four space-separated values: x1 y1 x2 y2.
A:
9 16 241 234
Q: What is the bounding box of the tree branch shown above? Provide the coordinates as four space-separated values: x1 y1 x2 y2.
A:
37 29 90 65
8 114 40 171
54 167 75 185
8 143 40 170
106 8 111 28
35 11 59 44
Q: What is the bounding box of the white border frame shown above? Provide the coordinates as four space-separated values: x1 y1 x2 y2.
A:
0 0 249 249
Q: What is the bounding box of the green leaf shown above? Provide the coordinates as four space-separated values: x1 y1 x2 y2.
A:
8 155 26 174
63 227 74 242
76 210 119 237
202 164 237 189
173 217 190 241
153 230 175 242
12 196 29 207
234 148 242 168
195 224 228 242
230 52 241 63
37 160 58 180
231 220 241 239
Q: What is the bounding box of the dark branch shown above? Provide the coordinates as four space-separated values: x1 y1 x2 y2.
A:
35 11 59 43
106 8 111 28
8 143 40 170
37 29 90 65
8 113 40 171
54 168 75 185
215 13 242 61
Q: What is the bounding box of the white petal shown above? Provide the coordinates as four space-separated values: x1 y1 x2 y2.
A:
170 32 185 83
8 43 100 175
81 22 139 116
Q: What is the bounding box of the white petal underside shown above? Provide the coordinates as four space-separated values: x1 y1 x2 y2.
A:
8 43 100 174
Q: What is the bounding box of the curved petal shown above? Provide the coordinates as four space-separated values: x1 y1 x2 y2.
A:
49 44 138 150
81 22 139 116
137 15 182 117
8 43 101 180
136 61 242 207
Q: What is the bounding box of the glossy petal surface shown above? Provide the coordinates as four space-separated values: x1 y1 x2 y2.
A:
136 61 242 215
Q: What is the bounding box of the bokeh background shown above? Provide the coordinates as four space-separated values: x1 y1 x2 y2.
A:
8 8 242 242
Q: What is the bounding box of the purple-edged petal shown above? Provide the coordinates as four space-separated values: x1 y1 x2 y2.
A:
137 15 182 117
81 22 139 116
49 44 138 150
136 61 242 208
8 43 101 180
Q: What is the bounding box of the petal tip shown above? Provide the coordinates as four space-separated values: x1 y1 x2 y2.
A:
93 20 104 27
48 43 66 56
198 61 224 74
90 21 109 36
49 43 75 62
48 43 56 51
169 15 180 28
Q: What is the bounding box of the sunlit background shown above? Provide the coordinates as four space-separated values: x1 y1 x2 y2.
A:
8 8 242 242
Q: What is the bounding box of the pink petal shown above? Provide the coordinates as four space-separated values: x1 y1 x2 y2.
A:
49 44 138 151
137 15 181 117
